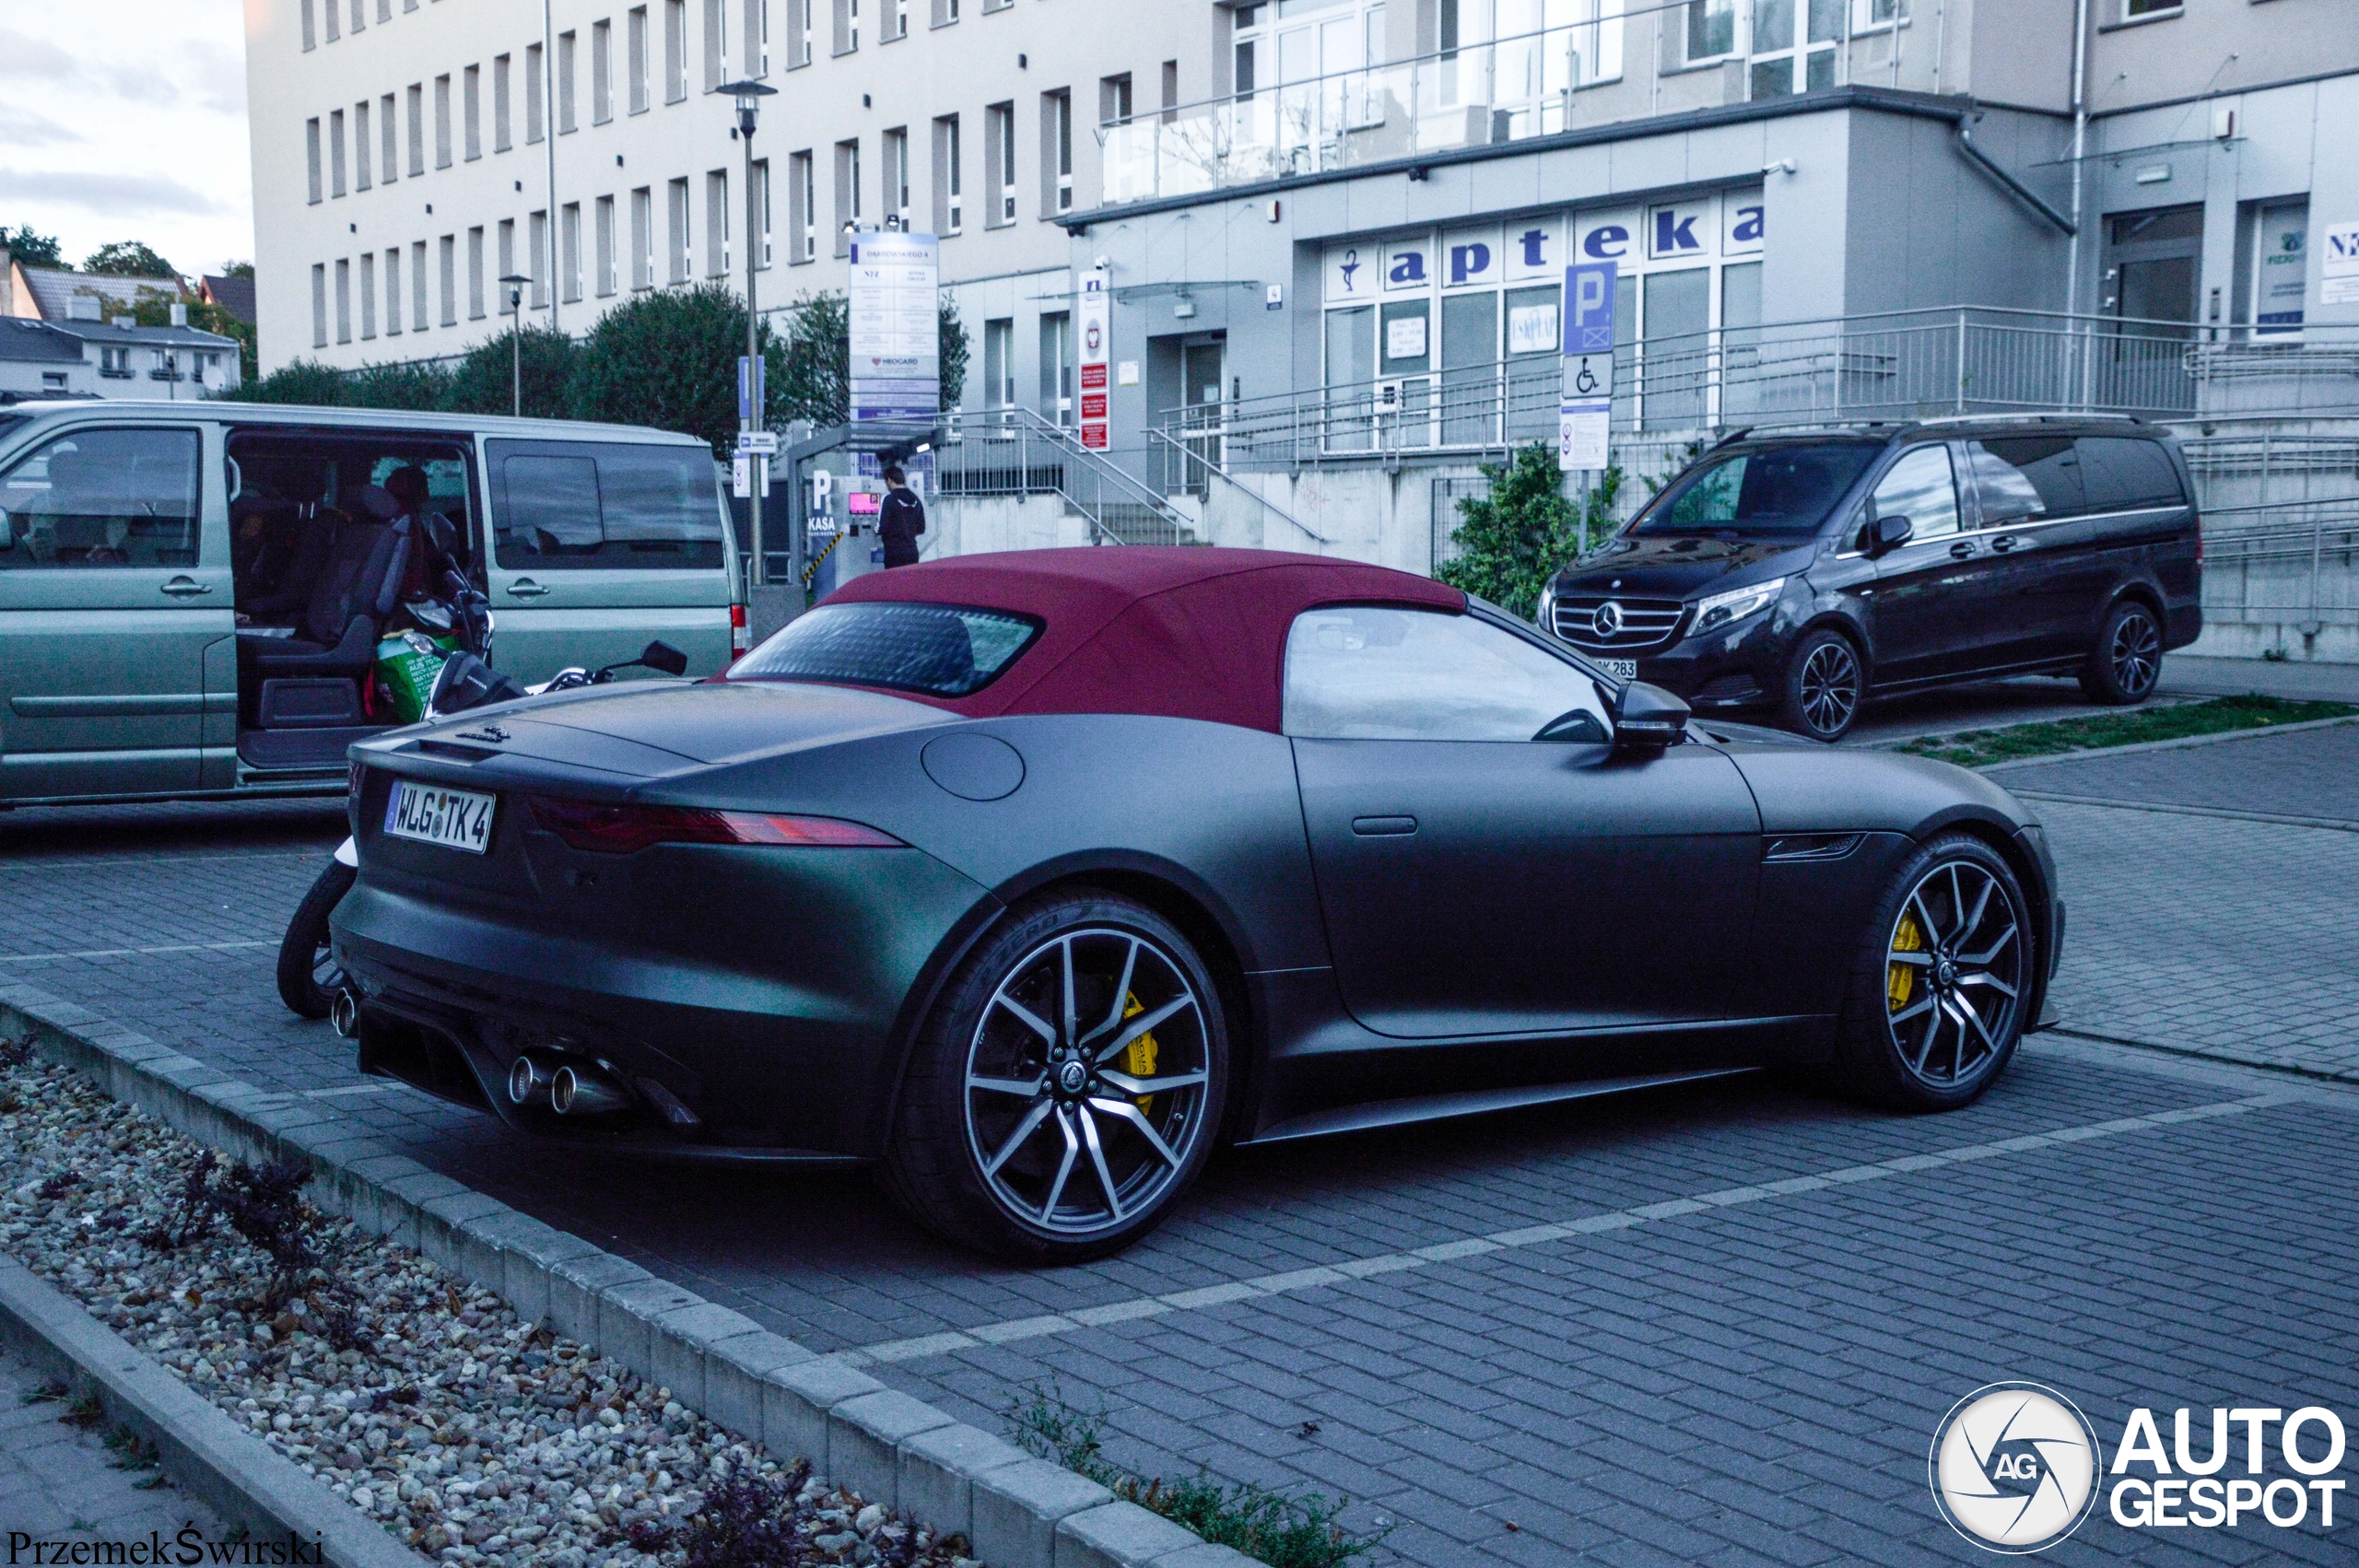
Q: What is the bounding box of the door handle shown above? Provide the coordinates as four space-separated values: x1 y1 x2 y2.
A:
505 579 549 599
1948 542 1976 559
159 577 214 597
1351 815 1418 837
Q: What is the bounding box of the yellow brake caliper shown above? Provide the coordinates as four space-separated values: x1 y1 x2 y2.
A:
1888 912 1923 1013
1121 993 1158 1111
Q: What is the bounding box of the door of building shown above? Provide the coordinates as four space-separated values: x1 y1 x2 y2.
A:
2102 205 2201 408
1180 336 1226 486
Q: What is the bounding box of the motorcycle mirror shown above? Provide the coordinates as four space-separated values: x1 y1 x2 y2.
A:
640 641 690 677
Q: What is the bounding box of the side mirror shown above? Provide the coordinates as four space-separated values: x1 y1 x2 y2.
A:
1612 681 1691 752
640 640 689 677
1871 513 1913 555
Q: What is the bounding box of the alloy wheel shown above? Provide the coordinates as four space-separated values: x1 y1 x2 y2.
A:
1799 640 1861 738
962 929 1212 1239
1884 860 2025 1089
2109 608 2160 697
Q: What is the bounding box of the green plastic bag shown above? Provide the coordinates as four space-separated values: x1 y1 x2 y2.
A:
375 631 456 724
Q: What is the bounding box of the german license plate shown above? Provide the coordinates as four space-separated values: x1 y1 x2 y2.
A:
1598 658 1637 681
384 780 497 854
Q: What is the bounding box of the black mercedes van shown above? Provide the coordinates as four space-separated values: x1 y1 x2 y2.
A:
1539 415 2204 741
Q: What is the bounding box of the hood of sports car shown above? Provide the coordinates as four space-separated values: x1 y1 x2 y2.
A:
405 679 954 776
1556 533 1815 598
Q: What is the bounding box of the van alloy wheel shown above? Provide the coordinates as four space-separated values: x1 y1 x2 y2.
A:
1785 631 1863 742
2107 607 2160 698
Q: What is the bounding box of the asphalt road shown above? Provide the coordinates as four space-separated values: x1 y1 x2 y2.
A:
4 663 2357 1566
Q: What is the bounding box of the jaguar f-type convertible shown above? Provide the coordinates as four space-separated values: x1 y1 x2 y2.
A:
334 547 2061 1262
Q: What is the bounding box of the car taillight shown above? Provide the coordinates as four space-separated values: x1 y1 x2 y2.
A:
528 797 903 853
729 603 750 663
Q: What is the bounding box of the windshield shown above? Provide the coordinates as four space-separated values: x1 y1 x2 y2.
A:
1630 442 1882 537
731 601 1042 697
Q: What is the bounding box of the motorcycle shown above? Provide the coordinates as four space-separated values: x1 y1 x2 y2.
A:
274 630 689 1024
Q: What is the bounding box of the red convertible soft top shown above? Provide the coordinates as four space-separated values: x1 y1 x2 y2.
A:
819 546 1465 732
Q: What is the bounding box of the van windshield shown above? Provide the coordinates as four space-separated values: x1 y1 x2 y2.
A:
1630 442 1882 538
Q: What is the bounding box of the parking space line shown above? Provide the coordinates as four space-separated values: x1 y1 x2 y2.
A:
0 850 331 875
0 941 275 964
839 1091 2301 1366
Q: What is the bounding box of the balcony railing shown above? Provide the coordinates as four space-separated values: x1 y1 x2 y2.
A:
1099 0 1941 206
1172 310 2359 469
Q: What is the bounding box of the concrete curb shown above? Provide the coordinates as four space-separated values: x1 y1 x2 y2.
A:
0 1254 431 1568
0 985 1250 1568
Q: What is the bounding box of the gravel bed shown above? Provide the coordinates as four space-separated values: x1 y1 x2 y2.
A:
0 1044 979 1568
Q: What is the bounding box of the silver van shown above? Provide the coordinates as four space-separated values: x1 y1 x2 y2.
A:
0 401 743 805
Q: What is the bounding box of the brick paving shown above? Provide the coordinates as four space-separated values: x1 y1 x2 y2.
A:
0 1334 225 1548
2 719 2357 1563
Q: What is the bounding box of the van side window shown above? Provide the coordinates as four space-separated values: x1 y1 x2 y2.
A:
1869 445 1959 544
0 427 201 569
1968 437 2083 524
2075 437 2185 511
487 439 723 568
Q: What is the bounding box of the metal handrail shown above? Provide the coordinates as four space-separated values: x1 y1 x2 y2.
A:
936 406 1203 544
1145 427 1334 544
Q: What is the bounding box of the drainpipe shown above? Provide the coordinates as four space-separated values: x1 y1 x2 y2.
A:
2064 0 2090 317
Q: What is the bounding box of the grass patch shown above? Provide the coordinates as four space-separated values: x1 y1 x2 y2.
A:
1898 695 2357 768
1008 1382 1384 1568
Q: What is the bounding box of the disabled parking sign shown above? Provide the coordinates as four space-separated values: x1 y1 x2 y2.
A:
1560 260 1614 471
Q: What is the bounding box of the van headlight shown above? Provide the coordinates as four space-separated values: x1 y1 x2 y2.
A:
1536 580 1560 636
1691 577 1787 635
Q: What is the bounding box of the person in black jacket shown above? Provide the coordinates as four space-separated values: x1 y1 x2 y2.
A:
877 466 925 568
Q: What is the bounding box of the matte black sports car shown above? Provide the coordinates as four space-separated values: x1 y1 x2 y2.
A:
334 548 2062 1262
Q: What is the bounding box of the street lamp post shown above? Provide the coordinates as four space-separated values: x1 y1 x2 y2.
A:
718 78 778 588
497 274 531 416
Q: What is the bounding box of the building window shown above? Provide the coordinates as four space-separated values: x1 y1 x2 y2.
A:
1042 89 1072 214
628 8 651 112
707 169 730 275
412 239 429 330
495 54 513 151
563 202 583 300
1854 0 1907 24
348 0 364 30
794 0 814 64
934 113 961 235
1747 0 1840 98
593 21 613 123
359 253 377 339
558 31 578 133
329 109 347 197
324 0 339 41
665 0 689 101
464 67 482 158
435 74 453 165
408 83 426 174
355 100 373 190
703 0 726 91
983 317 1014 408
884 128 909 229
302 0 316 51
334 258 352 342
498 218 517 312
527 43 546 142
885 0 907 40
382 247 400 333
834 0 858 54
788 150 815 262
306 118 323 205
755 157 772 265
1685 0 1736 62
442 235 460 326
747 0 769 74
311 263 328 344
596 195 617 294
668 177 691 281
834 139 861 253
2122 0 2175 14
631 186 654 286
465 227 483 320
1039 310 1072 422
1100 73 1133 125
986 101 1015 227
530 210 550 306
381 92 399 181
932 0 957 24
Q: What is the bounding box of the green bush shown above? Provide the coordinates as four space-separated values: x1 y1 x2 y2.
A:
222 359 354 406
1437 441 1623 621
440 322 578 418
569 283 768 456
344 358 454 411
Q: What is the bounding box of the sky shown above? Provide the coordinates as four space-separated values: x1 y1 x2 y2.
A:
0 0 254 280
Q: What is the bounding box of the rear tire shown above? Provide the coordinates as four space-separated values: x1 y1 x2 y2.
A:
1829 834 2030 1112
2079 599 2162 705
882 891 1229 1264
276 860 356 1019
1778 627 1864 743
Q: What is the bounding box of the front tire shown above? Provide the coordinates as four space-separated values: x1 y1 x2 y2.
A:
1779 627 1864 743
2080 599 2162 705
1831 835 2031 1111
883 891 1229 1264
276 860 357 1019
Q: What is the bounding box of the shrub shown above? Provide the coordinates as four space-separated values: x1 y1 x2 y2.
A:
568 283 766 457
440 322 579 418
222 359 353 406
1438 441 1623 621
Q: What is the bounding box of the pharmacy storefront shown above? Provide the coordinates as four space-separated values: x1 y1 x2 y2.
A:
1319 184 1766 451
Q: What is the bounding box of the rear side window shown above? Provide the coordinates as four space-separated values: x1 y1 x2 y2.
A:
732 601 1041 697
0 427 201 569
2076 438 2185 511
1966 437 2083 525
488 439 723 569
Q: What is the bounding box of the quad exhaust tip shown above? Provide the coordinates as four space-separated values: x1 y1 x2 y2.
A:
507 1052 554 1106
329 988 361 1039
548 1063 631 1117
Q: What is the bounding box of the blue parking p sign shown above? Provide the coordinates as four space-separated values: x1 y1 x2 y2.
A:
1565 261 1616 353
